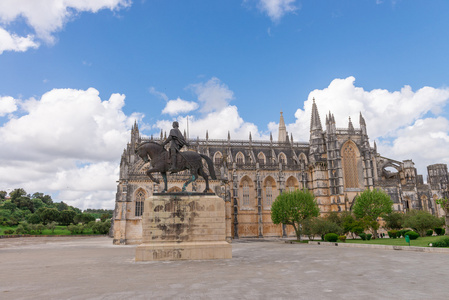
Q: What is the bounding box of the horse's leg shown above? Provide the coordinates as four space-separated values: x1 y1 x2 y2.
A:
146 168 160 184
182 172 197 192
161 172 168 193
199 168 210 193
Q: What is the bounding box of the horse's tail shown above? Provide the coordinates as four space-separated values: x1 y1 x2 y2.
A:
200 154 217 180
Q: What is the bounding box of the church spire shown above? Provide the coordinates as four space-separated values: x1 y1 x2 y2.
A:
359 112 366 126
278 111 287 142
348 116 355 133
310 98 322 132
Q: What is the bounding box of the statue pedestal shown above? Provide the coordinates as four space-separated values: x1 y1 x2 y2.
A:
135 194 232 261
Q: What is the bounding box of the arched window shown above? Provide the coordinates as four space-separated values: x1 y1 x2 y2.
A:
264 177 276 207
214 152 223 165
135 189 145 217
236 152 245 165
286 177 298 192
342 142 359 189
258 152 266 165
243 181 250 206
279 153 287 165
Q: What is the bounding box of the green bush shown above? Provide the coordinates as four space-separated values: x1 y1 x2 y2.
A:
434 227 445 236
67 224 85 234
324 233 339 242
3 229 14 234
338 235 346 242
405 231 419 240
366 234 372 240
15 222 30 234
359 233 366 240
426 229 433 236
432 236 449 248
388 230 398 239
398 229 409 238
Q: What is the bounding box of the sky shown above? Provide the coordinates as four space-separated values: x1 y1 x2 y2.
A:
1 0 449 209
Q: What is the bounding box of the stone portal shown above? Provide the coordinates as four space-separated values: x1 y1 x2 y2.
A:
135 193 232 261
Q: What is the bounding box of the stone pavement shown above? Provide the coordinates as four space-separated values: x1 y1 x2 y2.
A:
1 236 448 299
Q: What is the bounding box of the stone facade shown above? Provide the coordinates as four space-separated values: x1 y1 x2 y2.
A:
113 100 449 245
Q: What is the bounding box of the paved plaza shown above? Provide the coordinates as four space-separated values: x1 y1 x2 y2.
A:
1 236 448 299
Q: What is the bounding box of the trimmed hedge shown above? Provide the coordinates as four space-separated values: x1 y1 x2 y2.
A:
338 235 346 242
324 233 339 242
388 230 399 239
405 231 419 240
398 229 409 238
434 228 446 236
426 229 434 236
432 236 449 248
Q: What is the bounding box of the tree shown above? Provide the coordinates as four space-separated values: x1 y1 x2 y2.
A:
10 188 27 201
40 208 60 225
56 201 69 211
27 213 42 224
352 188 393 238
41 194 53 205
0 190 7 200
383 212 404 230
271 189 320 240
59 210 76 226
310 217 343 241
403 210 442 237
436 198 449 235
74 213 96 224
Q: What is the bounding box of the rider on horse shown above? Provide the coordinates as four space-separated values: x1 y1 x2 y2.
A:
161 121 189 173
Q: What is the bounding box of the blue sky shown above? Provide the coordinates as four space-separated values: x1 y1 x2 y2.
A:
1 0 449 209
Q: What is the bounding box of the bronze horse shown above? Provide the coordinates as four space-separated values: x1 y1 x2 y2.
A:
135 141 217 193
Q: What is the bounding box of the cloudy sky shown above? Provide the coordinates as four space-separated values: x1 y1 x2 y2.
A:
1 0 449 209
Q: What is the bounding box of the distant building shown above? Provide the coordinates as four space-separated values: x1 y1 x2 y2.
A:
113 100 448 244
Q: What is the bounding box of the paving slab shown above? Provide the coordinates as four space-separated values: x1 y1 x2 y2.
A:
1 236 448 299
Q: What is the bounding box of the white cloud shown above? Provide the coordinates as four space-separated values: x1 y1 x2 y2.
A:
283 76 449 176
162 98 198 116
0 87 138 209
377 117 449 176
154 77 265 141
0 0 131 53
257 0 298 22
149 86 169 101
0 96 18 116
189 77 234 113
0 27 39 54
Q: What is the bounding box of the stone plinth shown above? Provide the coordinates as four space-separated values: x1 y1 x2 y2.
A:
135 194 232 261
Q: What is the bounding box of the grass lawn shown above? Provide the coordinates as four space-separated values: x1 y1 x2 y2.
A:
345 236 444 247
0 225 96 235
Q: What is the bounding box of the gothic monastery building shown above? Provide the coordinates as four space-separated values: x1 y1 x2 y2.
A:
113 100 448 244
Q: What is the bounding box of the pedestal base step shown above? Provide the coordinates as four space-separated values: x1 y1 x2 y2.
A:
135 241 232 261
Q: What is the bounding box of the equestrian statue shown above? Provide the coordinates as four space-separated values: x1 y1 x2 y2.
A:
135 121 217 193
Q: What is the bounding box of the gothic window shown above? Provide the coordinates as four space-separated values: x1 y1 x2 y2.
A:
135 189 145 217
286 177 298 192
236 152 245 165
243 181 250 206
258 152 265 165
266 186 273 206
264 178 276 207
342 142 359 189
279 153 287 165
214 152 222 165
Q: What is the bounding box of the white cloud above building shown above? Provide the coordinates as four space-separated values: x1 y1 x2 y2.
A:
0 0 131 53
